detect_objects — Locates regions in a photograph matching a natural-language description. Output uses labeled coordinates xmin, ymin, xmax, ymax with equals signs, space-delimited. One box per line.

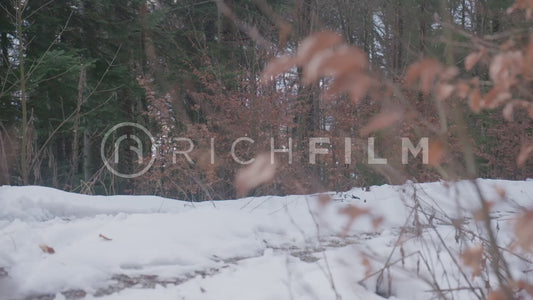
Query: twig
xmin=472 ymin=179 xmax=514 ymax=300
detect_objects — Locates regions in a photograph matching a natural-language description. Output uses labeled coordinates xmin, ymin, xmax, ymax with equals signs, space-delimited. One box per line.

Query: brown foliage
xmin=137 ymin=0 xmax=533 ymax=200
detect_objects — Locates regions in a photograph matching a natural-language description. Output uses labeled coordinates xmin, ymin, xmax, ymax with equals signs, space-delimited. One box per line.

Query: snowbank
xmin=0 ymin=179 xmax=532 ymax=299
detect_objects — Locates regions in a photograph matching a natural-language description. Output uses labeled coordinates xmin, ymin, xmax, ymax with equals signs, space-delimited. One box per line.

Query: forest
xmin=0 ymin=0 xmax=532 ymax=200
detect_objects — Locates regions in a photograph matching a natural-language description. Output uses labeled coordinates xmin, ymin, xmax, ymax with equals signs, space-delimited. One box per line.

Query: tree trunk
xmin=0 ymin=132 xmax=9 ymax=185
xmin=0 ymin=32 xmax=8 ymax=68
xmin=70 ymin=64 xmax=86 ymax=187
xmin=392 ymin=0 xmax=403 ymax=76
xmin=419 ymin=0 xmax=426 ymax=55
xmin=16 ymin=0 xmax=28 ymax=185
xmin=83 ymin=125 xmax=90 ymax=182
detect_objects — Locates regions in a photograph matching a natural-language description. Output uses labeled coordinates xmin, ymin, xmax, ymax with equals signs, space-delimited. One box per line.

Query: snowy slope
xmin=0 ymin=179 xmax=532 ymax=300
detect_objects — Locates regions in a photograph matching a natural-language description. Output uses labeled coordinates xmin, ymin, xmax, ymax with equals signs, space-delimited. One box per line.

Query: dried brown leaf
xmin=39 ymin=244 xmax=55 ymax=254
xmin=339 ymin=205 xmax=369 ymax=219
xmin=474 ymin=202 xmax=494 ymax=221
xmin=489 ymin=51 xmax=523 ymax=87
xmin=405 ymin=61 xmax=423 ymax=87
xmin=99 ymin=234 xmax=112 ymax=241
xmin=419 ymin=65 xmax=440 ymax=94
xmin=468 ymin=88 xmax=482 ymax=113
xmin=235 ymin=153 xmax=276 ymax=197
xmin=503 ymin=101 xmax=515 ymax=121
xmin=486 ymin=290 xmax=507 ymax=300
xmin=261 ymin=55 xmax=297 ymax=82
xmin=460 ymin=245 xmax=485 ymax=279
xmin=295 ymin=31 xmax=343 ymax=64
xmin=325 ymin=73 xmax=375 ymax=102
xmin=517 ymin=144 xmax=533 ymax=167
xmin=372 ymin=216 xmax=384 ymax=230
xmin=405 ymin=59 xmax=443 ymax=94
xmin=456 ymin=82 xmax=471 ymax=98
xmin=514 ymin=210 xmax=533 ymax=251
xmin=483 ymin=83 xmax=513 ymax=109
xmin=465 ymin=49 xmax=487 ymax=71
xmin=507 ymin=0 xmax=533 ymax=19
xmin=278 ymin=22 xmax=292 ymax=48
xmin=428 ymin=140 xmax=446 ymax=166
xmin=493 ymin=185 xmax=506 ymax=199
xmin=360 ymin=111 xmax=402 ymax=136
xmin=435 ymin=83 xmax=455 ymax=101
xmin=362 ymin=257 xmax=372 ymax=277
xmin=514 ymin=280 xmax=533 ymax=297
xmin=318 ymin=193 xmax=332 ymax=207
xmin=303 ymin=46 xmax=368 ymax=84
xmin=339 ymin=205 xmax=370 ymax=235
xmin=441 ymin=66 xmax=460 ymax=81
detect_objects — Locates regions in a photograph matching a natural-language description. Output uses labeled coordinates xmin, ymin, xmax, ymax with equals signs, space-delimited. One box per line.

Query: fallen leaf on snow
xmin=39 ymin=244 xmax=55 ymax=254
xmin=99 ymin=234 xmax=112 ymax=241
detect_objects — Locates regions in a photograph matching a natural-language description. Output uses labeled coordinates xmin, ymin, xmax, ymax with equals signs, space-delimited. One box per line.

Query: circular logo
xmin=100 ymin=122 xmax=156 ymax=178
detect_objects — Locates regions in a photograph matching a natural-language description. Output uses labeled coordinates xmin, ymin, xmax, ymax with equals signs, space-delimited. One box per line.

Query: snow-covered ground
xmin=1 ymin=179 xmax=532 ymax=300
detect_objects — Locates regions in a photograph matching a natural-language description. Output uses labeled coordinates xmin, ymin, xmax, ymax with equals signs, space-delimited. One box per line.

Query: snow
xmin=0 ymin=179 xmax=532 ymax=299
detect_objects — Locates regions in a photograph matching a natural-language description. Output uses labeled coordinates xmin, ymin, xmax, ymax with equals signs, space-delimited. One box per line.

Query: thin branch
xmin=472 ymin=180 xmax=514 ymax=300
xmin=214 ymin=0 xmax=274 ymax=50
xmin=83 ymin=44 xmax=122 ymax=103
xmin=24 ymin=0 xmax=54 ymax=19
xmin=26 ymin=10 xmax=74 ymax=79
xmin=0 ymin=3 xmax=14 ymax=19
